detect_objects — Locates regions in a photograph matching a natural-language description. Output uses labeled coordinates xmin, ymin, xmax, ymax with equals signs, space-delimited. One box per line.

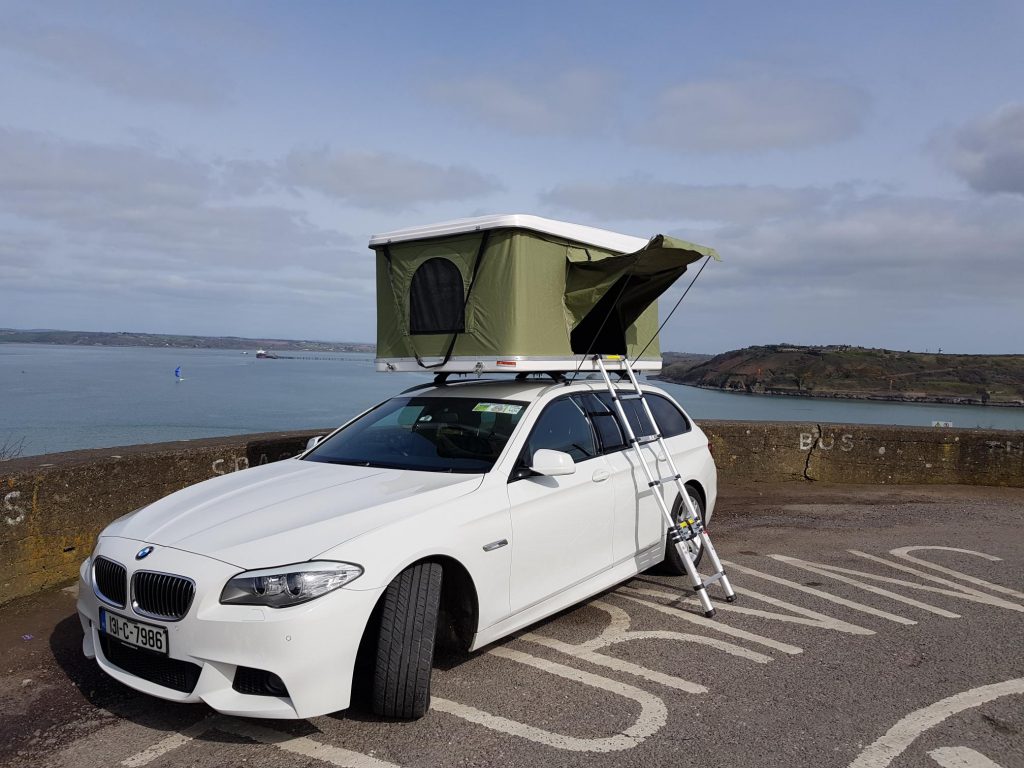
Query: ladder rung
xmin=647 ymin=474 xmax=682 ymax=488
xmin=618 ymin=393 xmax=644 ymax=401
xmin=703 ymin=572 xmax=725 ymax=586
xmin=632 ymin=435 xmax=660 ymax=445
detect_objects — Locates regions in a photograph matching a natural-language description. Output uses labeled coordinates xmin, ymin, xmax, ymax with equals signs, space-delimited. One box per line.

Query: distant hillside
xmin=660 ymin=351 xmax=714 ymax=372
xmin=659 ymin=344 xmax=1024 ymax=407
xmin=0 ymin=328 xmax=374 ymax=353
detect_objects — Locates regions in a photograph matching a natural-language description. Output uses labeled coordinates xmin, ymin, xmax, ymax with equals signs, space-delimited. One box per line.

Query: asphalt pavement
xmin=2 ymin=482 xmax=1022 ymax=768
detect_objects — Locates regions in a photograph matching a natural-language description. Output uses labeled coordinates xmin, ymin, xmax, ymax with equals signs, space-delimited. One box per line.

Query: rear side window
xmin=590 ymin=391 xmax=690 ymax=450
xmin=647 ymin=394 xmax=691 ymax=437
xmin=524 ymin=397 xmax=597 ymax=463
xmin=596 ymin=393 xmax=656 ymax=440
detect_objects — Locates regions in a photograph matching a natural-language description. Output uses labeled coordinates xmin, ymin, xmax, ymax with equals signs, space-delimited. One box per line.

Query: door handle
xmin=591 ymin=469 xmax=610 ymax=482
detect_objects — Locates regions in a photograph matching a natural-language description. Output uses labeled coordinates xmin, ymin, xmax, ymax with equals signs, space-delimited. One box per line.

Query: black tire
xmin=372 ymin=561 xmax=443 ymax=719
xmin=658 ymin=487 xmax=706 ymax=576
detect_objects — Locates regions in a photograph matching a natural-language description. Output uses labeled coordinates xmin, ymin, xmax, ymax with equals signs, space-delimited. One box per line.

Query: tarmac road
xmin=1 ymin=483 xmax=1022 ymax=768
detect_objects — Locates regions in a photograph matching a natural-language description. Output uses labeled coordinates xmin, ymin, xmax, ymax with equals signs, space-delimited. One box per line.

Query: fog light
xmin=264 ymin=673 xmax=288 ymax=697
xmin=233 ymin=666 xmax=291 ymax=698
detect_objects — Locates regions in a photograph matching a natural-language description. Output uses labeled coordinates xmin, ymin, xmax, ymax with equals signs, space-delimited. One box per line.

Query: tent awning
xmin=567 ymin=234 xmax=720 ymax=355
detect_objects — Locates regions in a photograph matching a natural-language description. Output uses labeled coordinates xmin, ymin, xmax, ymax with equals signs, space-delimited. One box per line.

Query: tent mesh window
xmin=409 ymin=257 xmax=466 ymax=335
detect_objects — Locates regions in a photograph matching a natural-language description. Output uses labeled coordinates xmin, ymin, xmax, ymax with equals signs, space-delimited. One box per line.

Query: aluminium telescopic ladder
xmin=594 ymin=355 xmax=737 ymax=618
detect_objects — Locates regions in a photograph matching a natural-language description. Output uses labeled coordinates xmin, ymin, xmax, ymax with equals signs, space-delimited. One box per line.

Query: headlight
xmin=220 ymin=561 xmax=363 ymax=608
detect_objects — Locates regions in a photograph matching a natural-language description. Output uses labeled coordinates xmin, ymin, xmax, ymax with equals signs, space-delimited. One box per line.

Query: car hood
xmin=103 ymin=459 xmax=483 ymax=568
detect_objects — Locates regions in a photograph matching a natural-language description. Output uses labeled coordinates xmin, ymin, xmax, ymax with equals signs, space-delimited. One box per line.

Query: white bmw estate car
xmin=77 ymin=377 xmax=716 ymax=720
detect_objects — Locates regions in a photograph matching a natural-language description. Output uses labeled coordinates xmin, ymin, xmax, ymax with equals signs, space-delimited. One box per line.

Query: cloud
xmin=282 ymin=148 xmax=501 ymax=210
xmin=0 ymin=17 xmax=228 ymax=109
xmin=0 ymin=128 xmax=377 ymax=339
xmin=639 ymin=75 xmax=869 ymax=152
xmin=940 ymin=103 xmax=1024 ymax=196
xmin=536 ymin=175 xmax=1023 ymax=352
xmin=541 ymin=178 xmax=832 ymax=224
xmin=0 ymin=128 xmax=505 ymax=340
xmin=653 ymin=191 xmax=1024 ymax=352
xmin=427 ymin=69 xmax=615 ymax=136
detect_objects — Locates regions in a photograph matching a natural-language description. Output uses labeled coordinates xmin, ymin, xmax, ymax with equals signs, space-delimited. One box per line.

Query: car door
xmin=576 ymin=392 xmax=665 ymax=564
xmin=506 ymin=395 xmax=615 ymax=614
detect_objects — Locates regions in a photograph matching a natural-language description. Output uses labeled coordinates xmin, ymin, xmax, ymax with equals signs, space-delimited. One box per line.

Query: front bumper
xmin=77 ymin=537 xmax=383 ymax=719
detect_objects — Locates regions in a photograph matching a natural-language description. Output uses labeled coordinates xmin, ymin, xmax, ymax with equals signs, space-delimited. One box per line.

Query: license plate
xmin=100 ymin=608 xmax=169 ymax=655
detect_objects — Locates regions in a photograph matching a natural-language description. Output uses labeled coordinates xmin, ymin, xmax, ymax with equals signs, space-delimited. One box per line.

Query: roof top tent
xmin=370 ymin=214 xmax=719 ymax=374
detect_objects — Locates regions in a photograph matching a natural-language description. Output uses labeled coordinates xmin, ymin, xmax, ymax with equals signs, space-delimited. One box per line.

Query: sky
xmin=0 ymin=1 xmax=1022 ymax=354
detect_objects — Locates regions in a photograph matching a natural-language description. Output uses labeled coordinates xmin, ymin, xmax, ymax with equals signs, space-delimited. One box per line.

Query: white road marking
xmin=771 ymin=555 xmax=961 ymax=618
xmin=722 ymin=559 xmax=917 ymax=625
xmin=120 ymin=716 xmax=220 ymax=767
xmin=119 ymin=715 xmax=400 ymax=768
xmin=224 ymin=720 xmax=401 ymax=768
xmin=848 ymin=677 xmax=1024 ymax=768
xmin=617 ymin=589 xmax=803 ymax=655
xmin=890 ymin=546 xmax=1024 ymax=601
xmin=848 ymin=550 xmax=1024 ymax=612
xmin=521 ymin=600 xmax=770 ymax=694
xmin=433 ymin=646 xmax=667 ymax=752
xmin=928 ymin=746 xmax=1007 ymax=768
xmin=627 ymin=581 xmax=874 ymax=635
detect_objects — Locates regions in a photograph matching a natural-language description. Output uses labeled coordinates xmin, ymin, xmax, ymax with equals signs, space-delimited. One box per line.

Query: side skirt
xmin=469 ymin=543 xmax=662 ymax=652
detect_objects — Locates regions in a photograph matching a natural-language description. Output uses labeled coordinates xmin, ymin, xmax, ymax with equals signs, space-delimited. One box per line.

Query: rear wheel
xmin=372 ymin=561 xmax=443 ymax=719
xmin=659 ymin=488 xmax=706 ymax=575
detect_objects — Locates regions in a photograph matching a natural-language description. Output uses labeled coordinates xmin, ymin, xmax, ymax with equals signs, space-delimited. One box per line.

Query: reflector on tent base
xmin=369 ymin=214 xmax=718 ymax=374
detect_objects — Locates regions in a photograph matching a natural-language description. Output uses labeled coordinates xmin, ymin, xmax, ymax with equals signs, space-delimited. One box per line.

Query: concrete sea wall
xmin=1 ymin=422 xmax=1021 ymax=604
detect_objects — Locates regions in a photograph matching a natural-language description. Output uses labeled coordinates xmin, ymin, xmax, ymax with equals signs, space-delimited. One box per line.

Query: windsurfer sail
xmin=175 ymin=366 xmax=182 ymax=381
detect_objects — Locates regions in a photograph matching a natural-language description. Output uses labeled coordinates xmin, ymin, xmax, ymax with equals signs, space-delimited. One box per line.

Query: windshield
xmin=304 ymin=396 xmax=528 ymax=473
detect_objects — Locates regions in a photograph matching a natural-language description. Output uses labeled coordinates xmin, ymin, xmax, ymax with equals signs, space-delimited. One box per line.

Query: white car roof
xmin=368 ymin=214 xmax=649 ymax=254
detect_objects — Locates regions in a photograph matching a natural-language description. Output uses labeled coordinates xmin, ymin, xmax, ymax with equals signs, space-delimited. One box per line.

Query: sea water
xmin=1 ymin=344 xmax=1021 ymax=457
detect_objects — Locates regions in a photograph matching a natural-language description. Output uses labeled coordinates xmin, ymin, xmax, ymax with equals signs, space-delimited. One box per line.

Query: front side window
xmin=523 ymin=397 xmax=597 ymax=464
xmin=576 ymin=393 xmax=626 ymax=452
xmin=304 ymin=396 xmax=526 ymax=473
xmin=409 ymin=258 xmax=465 ymax=335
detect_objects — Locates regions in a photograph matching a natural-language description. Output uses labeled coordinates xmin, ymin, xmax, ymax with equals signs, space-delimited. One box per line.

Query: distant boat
xmin=255 ymin=349 xmax=279 ymax=359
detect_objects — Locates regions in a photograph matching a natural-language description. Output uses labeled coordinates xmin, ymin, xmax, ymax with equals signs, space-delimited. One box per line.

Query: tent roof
xmin=368 ymin=213 xmax=649 ymax=253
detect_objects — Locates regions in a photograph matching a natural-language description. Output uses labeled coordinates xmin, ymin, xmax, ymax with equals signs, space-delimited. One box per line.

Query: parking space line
xmin=891 ymin=547 xmax=1024 ymax=601
xmin=771 ymin=555 xmax=961 ymax=618
xmin=843 ymin=551 xmax=1024 ymax=612
xmin=521 ymin=600 xmax=770 ymax=693
xmin=121 ymin=716 xmax=220 ymax=767
xmin=858 ymin=548 xmax=1024 ymax=609
xmin=433 ymin=646 xmax=667 ymax=752
xmin=928 ymin=746 xmax=1006 ymax=768
xmin=627 ymin=583 xmax=874 ymax=635
xmin=848 ymin=677 xmax=1024 ymax=768
xmin=616 ymin=590 xmax=804 ymax=655
xmin=722 ymin=560 xmax=917 ymax=625
xmin=119 ymin=715 xmax=401 ymax=768
xmin=223 ymin=720 xmax=402 ymax=768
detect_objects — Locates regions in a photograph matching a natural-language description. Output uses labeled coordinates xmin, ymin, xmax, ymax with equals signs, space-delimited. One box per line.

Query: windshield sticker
xmin=472 ymin=402 xmax=523 ymax=415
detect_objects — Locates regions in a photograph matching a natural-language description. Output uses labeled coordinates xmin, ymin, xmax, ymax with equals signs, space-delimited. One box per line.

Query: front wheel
xmin=658 ymin=488 xmax=706 ymax=576
xmin=372 ymin=561 xmax=443 ymax=719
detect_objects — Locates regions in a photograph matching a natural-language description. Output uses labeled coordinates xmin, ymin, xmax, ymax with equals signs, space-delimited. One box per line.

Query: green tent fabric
xmin=373 ymin=228 xmax=718 ymax=366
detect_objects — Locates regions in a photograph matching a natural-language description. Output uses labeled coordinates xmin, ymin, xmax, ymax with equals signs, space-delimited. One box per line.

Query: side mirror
xmin=305 ymin=435 xmax=324 ymax=451
xmin=530 ymin=449 xmax=576 ymax=477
